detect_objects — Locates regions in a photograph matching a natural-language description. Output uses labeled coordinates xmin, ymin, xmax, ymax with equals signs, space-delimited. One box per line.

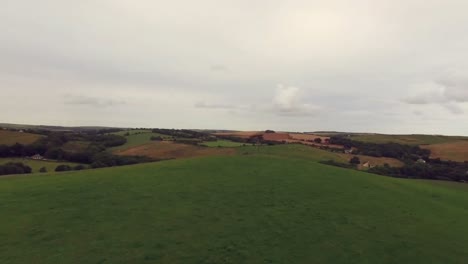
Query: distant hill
xmin=0 ymin=123 xmax=125 ymax=132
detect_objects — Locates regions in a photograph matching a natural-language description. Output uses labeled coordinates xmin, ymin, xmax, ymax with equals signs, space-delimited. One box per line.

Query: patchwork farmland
xmin=1 ymin=126 xmax=468 ymax=263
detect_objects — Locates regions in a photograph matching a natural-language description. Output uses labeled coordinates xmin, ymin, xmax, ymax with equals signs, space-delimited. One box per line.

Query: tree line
xmin=322 ymin=136 xmax=468 ymax=182
xmin=329 ymin=136 xmax=430 ymax=160
xmin=0 ymin=162 xmax=32 ymax=176
xmin=369 ymin=159 xmax=468 ymax=182
xmin=151 ymin=128 xmax=217 ymax=141
xmin=0 ymin=131 xmax=154 ymax=174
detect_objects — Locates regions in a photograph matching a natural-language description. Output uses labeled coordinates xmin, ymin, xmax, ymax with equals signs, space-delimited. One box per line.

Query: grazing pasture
xmin=201 ymin=140 xmax=247 ymax=147
xmin=239 ymin=144 xmax=403 ymax=168
xmin=109 ymin=130 xmax=172 ymax=151
xmin=0 ymin=158 xmax=81 ymax=173
xmin=0 ymin=130 xmax=42 ymax=145
xmin=1 ymin=155 xmax=468 ymax=263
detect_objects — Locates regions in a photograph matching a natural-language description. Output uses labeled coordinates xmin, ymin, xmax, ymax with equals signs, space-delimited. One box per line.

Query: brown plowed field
xmin=421 ymin=141 xmax=468 ymax=162
xmin=262 ymin=133 xmax=290 ymax=141
xmin=288 ymin=133 xmax=329 ymax=142
xmin=114 ymin=141 xmax=236 ymax=160
xmin=213 ymin=131 xmax=343 ymax=148
xmin=213 ymin=131 xmax=263 ymax=138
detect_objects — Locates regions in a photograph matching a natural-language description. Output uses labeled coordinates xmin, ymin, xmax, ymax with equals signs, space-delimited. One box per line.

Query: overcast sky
xmin=2 ymin=0 xmax=468 ymax=134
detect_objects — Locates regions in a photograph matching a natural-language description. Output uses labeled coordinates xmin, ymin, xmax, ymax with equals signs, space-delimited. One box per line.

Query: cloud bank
xmin=403 ymin=72 xmax=468 ymax=114
xmin=1 ymin=1 xmax=468 ymax=134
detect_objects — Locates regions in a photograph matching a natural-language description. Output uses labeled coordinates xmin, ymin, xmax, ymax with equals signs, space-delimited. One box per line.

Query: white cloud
xmin=272 ymin=84 xmax=320 ymax=116
xmin=442 ymin=103 xmax=464 ymax=115
xmin=438 ymin=72 xmax=468 ymax=102
xmin=403 ymin=82 xmax=446 ymax=104
xmin=403 ymin=71 xmax=468 ymax=114
xmin=65 ymin=95 xmax=126 ymax=107
xmin=194 ymin=101 xmax=236 ymax=109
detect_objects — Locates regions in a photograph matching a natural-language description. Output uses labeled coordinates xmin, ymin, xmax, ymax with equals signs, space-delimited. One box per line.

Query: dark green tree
xmin=55 ymin=165 xmax=72 ymax=172
xmin=350 ymin=156 xmax=361 ymax=165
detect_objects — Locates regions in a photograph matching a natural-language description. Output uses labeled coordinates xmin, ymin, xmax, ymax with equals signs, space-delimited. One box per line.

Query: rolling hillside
xmin=109 ymin=130 xmax=175 ymax=151
xmin=0 ymin=130 xmax=42 ymax=145
xmin=1 ymin=154 xmax=468 ymax=263
xmin=421 ymin=141 xmax=468 ymax=162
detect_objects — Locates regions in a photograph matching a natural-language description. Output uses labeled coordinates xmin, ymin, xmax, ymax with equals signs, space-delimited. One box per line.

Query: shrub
xmin=73 ymin=165 xmax=86 ymax=171
xmin=55 ymin=165 xmax=72 ymax=172
xmin=350 ymin=156 xmax=361 ymax=165
xmin=319 ymin=160 xmax=355 ymax=169
xmin=0 ymin=162 xmax=32 ymax=176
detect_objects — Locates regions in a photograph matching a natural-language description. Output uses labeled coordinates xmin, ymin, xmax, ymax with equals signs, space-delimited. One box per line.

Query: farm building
xmin=344 ymin=148 xmax=353 ymax=154
xmin=31 ymin=154 xmax=45 ymax=160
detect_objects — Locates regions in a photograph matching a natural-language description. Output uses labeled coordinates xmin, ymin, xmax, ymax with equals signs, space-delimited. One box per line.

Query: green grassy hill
xmin=1 ymin=154 xmax=468 ymax=263
xmin=201 ymin=139 xmax=248 ymax=147
xmin=109 ymin=130 xmax=172 ymax=151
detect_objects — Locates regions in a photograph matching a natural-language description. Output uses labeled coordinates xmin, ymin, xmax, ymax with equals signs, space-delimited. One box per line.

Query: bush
xmin=55 ymin=165 xmax=72 ymax=172
xmin=368 ymin=159 xmax=468 ymax=182
xmin=350 ymin=156 xmax=361 ymax=165
xmin=0 ymin=162 xmax=32 ymax=176
xmin=319 ymin=160 xmax=355 ymax=169
xmin=90 ymin=152 xmax=153 ymax=168
xmin=39 ymin=167 xmax=47 ymax=173
xmin=73 ymin=165 xmax=86 ymax=171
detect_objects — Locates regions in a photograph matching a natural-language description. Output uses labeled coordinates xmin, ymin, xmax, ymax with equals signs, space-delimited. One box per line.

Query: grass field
xmin=350 ymin=134 xmax=468 ymax=145
xmin=201 ymin=140 xmax=248 ymax=147
xmin=238 ymin=144 xmax=404 ymax=168
xmin=0 ymin=158 xmax=81 ymax=173
xmin=109 ymin=130 xmax=172 ymax=151
xmin=0 ymin=130 xmax=42 ymax=145
xmin=116 ymin=142 xmax=401 ymax=168
xmin=1 ymin=155 xmax=468 ymax=263
xmin=421 ymin=141 xmax=468 ymax=162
